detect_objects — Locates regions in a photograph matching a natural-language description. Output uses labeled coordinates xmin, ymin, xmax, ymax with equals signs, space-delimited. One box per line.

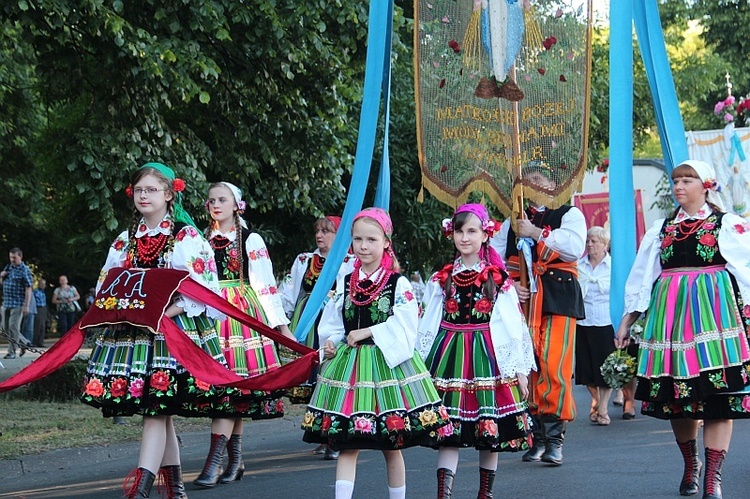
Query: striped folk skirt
xmin=425 ymin=322 xmax=533 ymax=452
xmin=635 ymin=266 xmax=750 ymax=420
xmin=81 ymin=313 xmax=250 ymax=418
xmin=301 ymin=342 xmax=450 ymax=450
xmin=215 ymin=279 xmax=285 ymax=419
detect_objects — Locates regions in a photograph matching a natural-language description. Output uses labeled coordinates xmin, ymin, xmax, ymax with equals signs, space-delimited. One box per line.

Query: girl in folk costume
xmin=195 ymin=181 xmax=294 ymax=488
xmin=81 ymin=162 xmax=232 ymax=499
xmin=301 ymin=208 xmax=450 ymax=499
xmin=281 ymin=216 xmax=355 ymax=459
xmin=417 ymin=203 xmax=535 ymax=499
xmin=616 ymin=160 xmax=750 ymax=499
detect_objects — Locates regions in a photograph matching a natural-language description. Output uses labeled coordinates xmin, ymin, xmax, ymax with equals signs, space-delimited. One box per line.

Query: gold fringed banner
xmin=414 ymin=0 xmax=593 ymax=216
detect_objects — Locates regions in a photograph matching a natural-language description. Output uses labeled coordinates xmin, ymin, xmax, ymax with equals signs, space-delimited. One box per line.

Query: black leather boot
xmin=540 ymin=419 xmax=566 ymax=466
xmin=123 ymin=467 xmax=155 ymax=499
xmin=436 ymin=467 xmax=454 ymax=499
xmin=702 ymin=447 xmax=726 ymax=499
xmin=219 ymin=434 xmax=245 ymax=484
xmin=158 ymin=465 xmax=188 ymax=499
xmin=677 ymin=439 xmax=702 ymax=496
xmin=521 ymin=415 xmax=545 ymax=462
xmin=477 ymin=467 xmax=495 ymax=499
xmin=193 ymin=433 xmax=228 ymax=488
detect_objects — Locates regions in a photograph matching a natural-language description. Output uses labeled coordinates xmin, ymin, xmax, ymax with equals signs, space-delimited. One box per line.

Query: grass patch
xmin=0 ymin=396 xmax=210 ymax=460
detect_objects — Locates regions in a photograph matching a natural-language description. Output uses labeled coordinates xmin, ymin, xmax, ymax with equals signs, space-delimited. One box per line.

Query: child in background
xmin=417 ymin=203 xmax=535 ymax=499
xmin=195 ymin=181 xmax=293 ymax=487
xmin=301 ymin=207 xmax=450 ymax=499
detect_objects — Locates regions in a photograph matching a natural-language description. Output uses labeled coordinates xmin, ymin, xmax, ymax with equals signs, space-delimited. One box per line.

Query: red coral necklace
xmin=671 ymin=218 xmax=708 ymax=242
xmin=210 ymin=235 xmax=232 ymax=251
xmin=452 ymin=270 xmax=479 ymax=287
xmin=349 ymin=267 xmax=392 ymax=306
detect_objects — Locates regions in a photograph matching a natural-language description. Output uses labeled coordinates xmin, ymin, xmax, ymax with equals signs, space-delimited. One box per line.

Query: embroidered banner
xmin=415 ymin=0 xmax=593 ymax=215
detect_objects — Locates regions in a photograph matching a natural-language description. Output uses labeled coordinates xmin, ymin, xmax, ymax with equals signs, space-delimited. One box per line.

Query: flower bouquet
xmin=600 ymin=348 xmax=637 ymax=389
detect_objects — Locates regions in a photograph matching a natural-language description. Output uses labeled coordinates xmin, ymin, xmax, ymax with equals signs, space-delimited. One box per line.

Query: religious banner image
xmin=415 ymin=0 xmax=593 ymax=215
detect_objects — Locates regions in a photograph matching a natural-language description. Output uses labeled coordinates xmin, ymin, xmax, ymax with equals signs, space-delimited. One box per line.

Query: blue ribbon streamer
xmin=729 ymin=131 xmax=747 ymax=165
xmin=293 ymin=0 xmax=394 ymax=342
xmin=516 ymin=237 xmax=536 ymax=293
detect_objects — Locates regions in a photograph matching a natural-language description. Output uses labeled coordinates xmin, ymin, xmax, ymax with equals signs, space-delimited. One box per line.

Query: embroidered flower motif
xmin=302 ymin=411 xmax=315 ymax=428
xmin=478 ymin=419 xmax=499 ymax=437
xmin=445 ymin=298 xmax=459 ymax=314
xmin=151 ymin=370 xmax=171 ymax=392
xmin=194 ymin=379 xmax=211 ymax=391
xmin=353 ymin=416 xmax=374 ymax=434
xmin=109 ymin=378 xmax=128 ymax=398
xmin=660 ymin=235 xmax=673 ymax=249
xmin=437 ymin=423 xmax=454 ymax=438
xmin=735 ymin=222 xmax=750 ymax=234
xmin=385 ymin=415 xmax=406 ymax=432
xmin=114 ymin=239 xmax=126 ymax=251
xmin=275 ymin=399 xmax=284 ymax=413
xmin=742 ymin=396 xmax=750 ymax=412
xmin=418 ymin=409 xmax=438 ymax=427
xmin=128 ymin=378 xmax=144 ymax=398
xmin=698 ymin=233 xmax=716 ymax=247
xmin=84 ymin=378 xmax=105 ymax=397
xmin=404 ymin=290 xmax=414 ymax=302
xmin=321 ymin=415 xmax=333 ymax=432
xmin=474 ymin=297 xmax=493 ymax=314
xmin=192 ymin=258 xmax=206 ymax=274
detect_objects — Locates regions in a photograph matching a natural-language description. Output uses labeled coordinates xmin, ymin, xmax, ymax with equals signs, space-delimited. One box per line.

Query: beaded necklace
xmin=209 ymin=235 xmax=232 ymax=251
xmin=308 ymin=254 xmax=325 ymax=279
xmin=129 ymin=221 xmax=175 ymax=268
xmin=349 ymin=266 xmax=393 ymax=306
xmin=671 ymin=218 xmax=709 ymax=242
xmin=451 ymin=269 xmax=479 ymax=287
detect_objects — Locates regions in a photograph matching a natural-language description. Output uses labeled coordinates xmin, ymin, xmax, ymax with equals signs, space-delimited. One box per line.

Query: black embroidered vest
xmin=342 ymin=272 xmax=401 ymax=344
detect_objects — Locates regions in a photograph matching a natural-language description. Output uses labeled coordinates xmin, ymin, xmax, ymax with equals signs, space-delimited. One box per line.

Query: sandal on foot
xmin=589 ymin=405 xmax=599 ymax=423
xmin=596 ymin=414 xmax=611 ymax=426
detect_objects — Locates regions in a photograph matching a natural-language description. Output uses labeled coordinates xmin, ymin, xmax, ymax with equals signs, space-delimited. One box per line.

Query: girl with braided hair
xmin=82 ymin=162 xmax=230 ymax=498
xmin=195 ymin=181 xmax=294 ymax=488
xmin=417 ymin=203 xmax=535 ymax=499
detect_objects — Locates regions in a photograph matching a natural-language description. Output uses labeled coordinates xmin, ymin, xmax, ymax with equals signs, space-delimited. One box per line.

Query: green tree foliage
xmin=1 ymin=0 xmax=370 ymax=282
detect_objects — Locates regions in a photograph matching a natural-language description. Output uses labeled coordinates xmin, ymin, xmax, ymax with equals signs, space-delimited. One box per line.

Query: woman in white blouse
xmin=576 ymin=226 xmax=616 ymax=426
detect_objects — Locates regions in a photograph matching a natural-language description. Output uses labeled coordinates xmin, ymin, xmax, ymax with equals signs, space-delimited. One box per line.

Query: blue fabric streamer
xmin=729 ymin=131 xmax=747 ymax=165
xmin=293 ymin=0 xmax=394 ymax=342
xmin=516 ymin=237 xmax=537 ymax=293
xmin=503 ymin=1 xmax=525 ymax=75
xmin=609 ymin=0 xmax=688 ymax=326
xmin=608 ymin=0 xmax=636 ymax=328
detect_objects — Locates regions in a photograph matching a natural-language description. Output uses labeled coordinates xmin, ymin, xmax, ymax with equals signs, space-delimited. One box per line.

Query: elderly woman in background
xmin=575 ymin=226 xmax=616 ymax=426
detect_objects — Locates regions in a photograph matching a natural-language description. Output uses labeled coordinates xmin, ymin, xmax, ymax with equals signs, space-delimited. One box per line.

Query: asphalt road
xmin=2 ymin=351 xmax=750 ymax=498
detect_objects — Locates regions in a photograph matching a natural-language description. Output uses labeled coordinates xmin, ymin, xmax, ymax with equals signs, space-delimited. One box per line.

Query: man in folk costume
xmin=490 ymin=160 xmax=586 ymax=466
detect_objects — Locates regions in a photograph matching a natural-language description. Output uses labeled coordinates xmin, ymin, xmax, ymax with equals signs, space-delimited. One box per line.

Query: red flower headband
xmin=126 ymin=178 xmax=185 ymax=197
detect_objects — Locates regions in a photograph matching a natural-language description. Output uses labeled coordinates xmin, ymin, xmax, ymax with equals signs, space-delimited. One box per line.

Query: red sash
xmin=0 ymin=268 xmax=317 ymax=393
xmin=507 ymin=242 xmax=578 ymax=349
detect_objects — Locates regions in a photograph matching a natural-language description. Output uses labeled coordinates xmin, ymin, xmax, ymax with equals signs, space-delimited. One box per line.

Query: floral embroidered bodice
xmin=434 ymin=261 xmax=509 ymax=326
xmin=660 ymin=211 xmax=726 ymax=269
xmin=342 ymin=273 xmax=401 ymax=343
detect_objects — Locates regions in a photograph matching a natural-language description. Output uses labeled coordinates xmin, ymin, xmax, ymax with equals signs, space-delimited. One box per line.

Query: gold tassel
xmin=522 ymin=2 xmax=544 ymax=68
xmin=462 ymin=9 xmax=483 ymax=73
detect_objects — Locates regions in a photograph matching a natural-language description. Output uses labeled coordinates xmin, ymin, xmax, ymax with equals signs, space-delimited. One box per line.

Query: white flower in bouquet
xmin=600 ymin=349 xmax=637 ymax=389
